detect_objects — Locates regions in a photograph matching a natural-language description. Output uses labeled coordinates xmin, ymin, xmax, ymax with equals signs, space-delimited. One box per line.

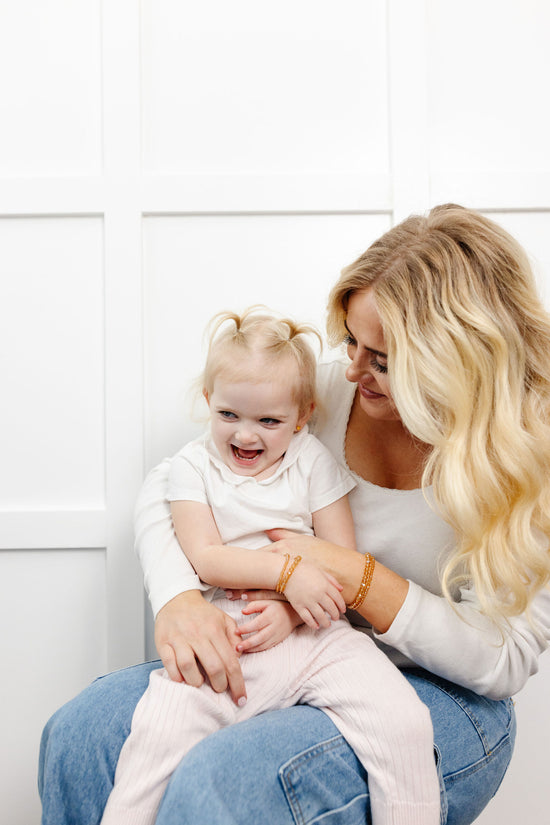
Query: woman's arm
xmin=135 ymin=459 xmax=245 ymax=700
xmin=135 ymin=458 xmax=208 ymax=616
xmin=268 ymin=530 xmax=408 ymax=633
xmin=377 ymin=580 xmax=550 ymax=699
xmin=266 ymin=528 xmax=550 ymax=698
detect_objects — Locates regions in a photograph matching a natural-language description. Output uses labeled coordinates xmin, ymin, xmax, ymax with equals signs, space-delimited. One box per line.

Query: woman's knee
xmin=158 ymin=706 xmax=351 ymax=825
xmin=39 ymin=661 xmax=160 ymax=797
xmin=405 ymin=669 xmax=516 ymax=825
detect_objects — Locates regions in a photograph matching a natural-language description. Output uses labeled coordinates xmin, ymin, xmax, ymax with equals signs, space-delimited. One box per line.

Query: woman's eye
xmin=343 ymin=333 xmax=356 ymax=348
xmin=370 ymin=355 xmax=388 ymax=375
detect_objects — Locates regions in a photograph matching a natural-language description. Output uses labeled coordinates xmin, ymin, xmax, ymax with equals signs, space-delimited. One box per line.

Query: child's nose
xmin=236 ymin=425 xmax=256 ymax=444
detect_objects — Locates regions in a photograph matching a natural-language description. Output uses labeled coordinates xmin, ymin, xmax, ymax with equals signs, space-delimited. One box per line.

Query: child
xmin=101 ymin=308 xmax=440 ymax=825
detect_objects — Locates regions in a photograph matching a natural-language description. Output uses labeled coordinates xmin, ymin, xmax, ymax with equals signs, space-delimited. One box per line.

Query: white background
xmin=1 ymin=1 xmax=549 ymax=822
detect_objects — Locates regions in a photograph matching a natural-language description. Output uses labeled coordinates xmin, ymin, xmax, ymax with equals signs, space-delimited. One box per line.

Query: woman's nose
xmin=345 ymin=352 xmax=364 ymax=382
xmin=346 ymin=351 xmax=375 ymax=385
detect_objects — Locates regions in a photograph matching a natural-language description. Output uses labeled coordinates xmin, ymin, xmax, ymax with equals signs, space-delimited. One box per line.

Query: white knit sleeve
xmin=134 ymin=457 xmax=209 ymax=618
xmin=375 ymin=580 xmax=550 ymax=699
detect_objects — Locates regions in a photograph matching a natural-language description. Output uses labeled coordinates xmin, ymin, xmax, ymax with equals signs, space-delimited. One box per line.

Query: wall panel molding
xmin=0 ymin=509 xmax=107 ymax=550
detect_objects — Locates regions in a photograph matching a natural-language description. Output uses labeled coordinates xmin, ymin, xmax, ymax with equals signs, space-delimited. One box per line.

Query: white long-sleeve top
xmin=135 ymin=359 xmax=550 ymax=701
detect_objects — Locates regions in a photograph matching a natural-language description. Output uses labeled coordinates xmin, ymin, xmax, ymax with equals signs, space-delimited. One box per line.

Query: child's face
xmin=206 ymin=371 xmax=310 ymax=480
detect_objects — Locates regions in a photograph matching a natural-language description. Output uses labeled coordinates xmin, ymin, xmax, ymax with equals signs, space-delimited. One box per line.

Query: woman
xmin=40 ymin=204 xmax=550 ymax=825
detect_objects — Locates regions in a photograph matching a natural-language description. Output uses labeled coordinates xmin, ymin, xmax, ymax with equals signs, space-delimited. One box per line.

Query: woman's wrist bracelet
xmin=347 ymin=552 xmax=375 ymax=611
xmin=276 ymin=554 xmax=302 ymax=594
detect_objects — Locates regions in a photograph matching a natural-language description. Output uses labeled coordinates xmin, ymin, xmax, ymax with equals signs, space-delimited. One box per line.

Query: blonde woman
xmin=40 ymin=205 xmax=550 ymax=825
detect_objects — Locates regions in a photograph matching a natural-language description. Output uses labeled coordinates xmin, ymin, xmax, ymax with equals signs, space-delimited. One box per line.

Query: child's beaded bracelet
xmin=276 ymin=553 xmax=303 ymax=594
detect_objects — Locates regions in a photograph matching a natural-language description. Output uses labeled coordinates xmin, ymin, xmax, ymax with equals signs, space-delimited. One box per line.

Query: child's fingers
xmin=236 ymin=627 xmax=272 ymax=653
xmin=325 ymin=572 xmax=344 ymax=591
xmin=297 ymin=607 xmax=319 ymax=630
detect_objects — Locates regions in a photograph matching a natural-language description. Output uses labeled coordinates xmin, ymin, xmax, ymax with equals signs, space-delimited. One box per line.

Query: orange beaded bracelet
xmin=347 ymin=552 xmax=375 ymax=610
xmin=275 ymin=554 xmax=302 ymax=594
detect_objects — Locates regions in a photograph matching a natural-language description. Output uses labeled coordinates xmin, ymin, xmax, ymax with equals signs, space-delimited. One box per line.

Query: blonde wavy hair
xmin=328 ymin=204 xmax=550 ymax=623
xmin=202 ymin=306 xmax=322 ymax=417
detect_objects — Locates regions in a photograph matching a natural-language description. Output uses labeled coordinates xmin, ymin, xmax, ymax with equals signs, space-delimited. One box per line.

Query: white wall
xmin=0 ymin=1 xmax=548 ymax=822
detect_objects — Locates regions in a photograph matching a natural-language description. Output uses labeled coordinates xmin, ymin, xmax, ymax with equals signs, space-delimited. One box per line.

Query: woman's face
xmin=344 ymin=289 xmax=401 ymax=422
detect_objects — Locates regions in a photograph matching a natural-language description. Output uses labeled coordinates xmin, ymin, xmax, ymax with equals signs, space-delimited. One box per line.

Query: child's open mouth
xmin=231 ymin=445 xmax=263 ymax=461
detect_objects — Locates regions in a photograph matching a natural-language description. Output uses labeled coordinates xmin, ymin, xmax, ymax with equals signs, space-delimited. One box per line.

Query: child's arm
xmin=170 ymin=499 xmax=346 ymax=630
xmin=171 ymin=500 xmax=295 ymax=591
xmin=280 ymin=494 xmax=356 ymax=621
xmin=311 ymin=494 xmax=357 ymax=549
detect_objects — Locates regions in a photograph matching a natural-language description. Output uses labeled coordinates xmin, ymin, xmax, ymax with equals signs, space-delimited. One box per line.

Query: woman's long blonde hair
xmin=328 ymin=204 xmax=550 ymax=622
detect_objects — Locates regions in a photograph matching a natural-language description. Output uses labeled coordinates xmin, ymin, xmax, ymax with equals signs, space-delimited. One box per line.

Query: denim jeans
xmin=39 ymin=661 xmax=515 ymax=825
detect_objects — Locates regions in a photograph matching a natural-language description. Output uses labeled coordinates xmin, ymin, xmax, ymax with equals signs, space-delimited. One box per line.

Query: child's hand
xmin=283 ymin=559 xmax=346 ymax=629
xmin=225 ymin=588 xmax=286 ymax=602
xmin=235 ymin=600 xmax=302 ymax=652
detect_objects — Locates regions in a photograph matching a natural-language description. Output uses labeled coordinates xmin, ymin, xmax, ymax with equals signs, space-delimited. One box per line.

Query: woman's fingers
xmin=154 ymin=592 xmax=247 ymax=705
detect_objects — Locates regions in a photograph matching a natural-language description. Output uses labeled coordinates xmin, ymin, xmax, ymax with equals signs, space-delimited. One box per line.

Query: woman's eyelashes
xmin=343 ymin=334 xmax=388 ymax=374
xmin=370 ymin=356 xmax=388 ymax=375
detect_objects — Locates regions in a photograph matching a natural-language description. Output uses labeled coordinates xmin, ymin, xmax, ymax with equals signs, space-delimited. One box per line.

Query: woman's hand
xmin=154 ymin=590 xmax=246 ymax=705
xmin=266 ymin=529 xmax=362 ymax=603
xmin=267 ymin=529 xmax=410 ymax=634
xmin=235 ymin=600 xmax=303 ymax=652
xmin=266 ymin=528 xmax=343 ymax=564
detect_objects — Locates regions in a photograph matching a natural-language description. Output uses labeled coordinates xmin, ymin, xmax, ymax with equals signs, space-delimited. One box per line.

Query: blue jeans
xmin=39 ymin=661 xmax=515 ymax=825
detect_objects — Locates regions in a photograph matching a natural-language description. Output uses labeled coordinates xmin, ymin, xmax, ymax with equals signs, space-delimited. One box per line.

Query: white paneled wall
xmin=0 ymin=1 xmax=548 ymax=823
xmin=143 ymin=212 xmax=390 ymax=466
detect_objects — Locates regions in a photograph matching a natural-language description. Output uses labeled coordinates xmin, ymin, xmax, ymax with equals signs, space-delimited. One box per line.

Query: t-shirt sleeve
xmin=167 ymin=447 xmax=209 ymax=505
xmin=303 ymin=436 xmax=356 ymax=513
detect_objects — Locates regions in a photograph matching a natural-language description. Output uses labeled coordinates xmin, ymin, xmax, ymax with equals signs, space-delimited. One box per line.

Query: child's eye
xmin=260 ymin=418 xmax=280 ymax=426
xmin=219 ymin=410 xmax=237 ymax=420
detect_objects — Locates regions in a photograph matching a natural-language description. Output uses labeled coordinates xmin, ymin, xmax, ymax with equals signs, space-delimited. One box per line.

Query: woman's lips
xmin=358 ymin=382 xmax=384 ymax=399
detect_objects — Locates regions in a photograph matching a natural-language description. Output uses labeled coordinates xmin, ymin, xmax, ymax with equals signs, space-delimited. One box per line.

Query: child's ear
xmin=203 ymin=388 xmax=210 ymax=406
xmin=297 ymin=402 xmax=315 ymax=430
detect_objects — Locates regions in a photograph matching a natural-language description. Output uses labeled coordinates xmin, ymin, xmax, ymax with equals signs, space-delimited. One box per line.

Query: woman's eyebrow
xmin=344 ymin=321 xmax=387 ymax=359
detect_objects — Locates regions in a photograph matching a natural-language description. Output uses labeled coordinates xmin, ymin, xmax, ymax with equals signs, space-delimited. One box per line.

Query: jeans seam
xmin=419 ymin=673 xmax=512 ymax=756
xmin=442 ymin=728 xmax=513 ymax=786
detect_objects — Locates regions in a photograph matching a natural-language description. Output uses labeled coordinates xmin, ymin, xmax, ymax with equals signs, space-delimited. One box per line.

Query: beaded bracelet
xmin=346 ymin=552 xmax=375 ymax=610
xmin=275 ymin=554 xmax=291 ymax=593
xmin=276 ymin=554 xmax=302 ymax=594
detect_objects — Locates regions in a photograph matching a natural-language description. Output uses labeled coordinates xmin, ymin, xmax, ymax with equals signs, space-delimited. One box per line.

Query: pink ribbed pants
xmin=101 ymin=599 xmax=440 ymax=825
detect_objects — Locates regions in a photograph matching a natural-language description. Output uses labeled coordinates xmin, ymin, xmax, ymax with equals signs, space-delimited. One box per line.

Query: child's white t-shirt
xmin=166 ymin=427 xmax=355 ymax=601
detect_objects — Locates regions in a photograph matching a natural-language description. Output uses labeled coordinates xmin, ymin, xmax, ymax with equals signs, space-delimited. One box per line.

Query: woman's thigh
xmin=39 ymin=660 xmax=161 ymax=825
xmin=158 ymin=668 xmax=516 ymax=825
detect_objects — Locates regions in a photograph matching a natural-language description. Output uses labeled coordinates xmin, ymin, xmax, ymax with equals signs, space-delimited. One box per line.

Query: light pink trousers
xmin=101 ymin=598 xmax=440 ymax=825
